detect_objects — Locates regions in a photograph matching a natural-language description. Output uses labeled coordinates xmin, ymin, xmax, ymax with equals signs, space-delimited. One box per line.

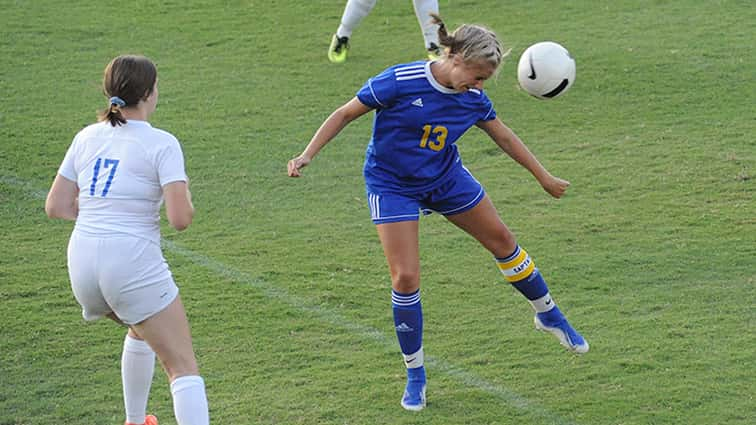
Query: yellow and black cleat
xmin=426 ymin=42 xmax=441 ymax=61
xmin=328 ymin=34 xmax=350 ymax=64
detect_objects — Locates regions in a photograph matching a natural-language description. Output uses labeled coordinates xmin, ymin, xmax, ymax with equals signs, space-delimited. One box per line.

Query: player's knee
xmin=392 ymin=269 xmax=420 ymax=290
xmin=486 ymin=229 xmax=517 ymax=258
xmin=493 ymin=241 xmax=517 ymax=258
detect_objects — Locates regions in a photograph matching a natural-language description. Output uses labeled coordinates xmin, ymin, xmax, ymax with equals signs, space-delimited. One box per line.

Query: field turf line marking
xmin=7 ymin=175 xmax=577 ymax=425
xmin=163 ymin=240 xmax=577 ymax=425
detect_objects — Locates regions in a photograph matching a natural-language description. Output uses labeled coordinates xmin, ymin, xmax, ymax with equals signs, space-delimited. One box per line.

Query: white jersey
xmin=58 ymin=120 xmax=187 ymax=244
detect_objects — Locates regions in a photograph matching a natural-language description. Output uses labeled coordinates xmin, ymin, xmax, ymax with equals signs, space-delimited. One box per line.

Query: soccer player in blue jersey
xmin=289 ymin=14 xmax=588 ymax=411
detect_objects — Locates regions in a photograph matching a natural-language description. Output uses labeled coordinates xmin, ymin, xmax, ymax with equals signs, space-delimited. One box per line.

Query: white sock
xmin=337 ymin=0 xmax=378 ymax=38
xmin=122 ymin=335 xmax=155 ymax=425
xmin=412 ymin=0 xmax=440 ymax=47
xmin=171 ymin=375 xmax=209 ymax=425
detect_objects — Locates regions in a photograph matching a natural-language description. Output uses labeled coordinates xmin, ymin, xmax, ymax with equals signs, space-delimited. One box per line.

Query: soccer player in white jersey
xmin=45 ymin=55 xmax=209 ymax=425
xmin=291 ymin=14 xmax=588 ymax=411
xmin=328 ymin=0 xmax=441 ymax=63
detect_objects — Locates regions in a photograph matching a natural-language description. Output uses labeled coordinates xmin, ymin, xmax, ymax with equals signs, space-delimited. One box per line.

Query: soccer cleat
xmin=534 ymin=306 xmax=589 ymax=354
xmin=401 ymin=381 xmax=426 ymax=411
xmin=427 ymin=43 xmax=441 ymax=61
xmin=125 ymin=414 xmax=158 ymax=425
xmin=401 ymin=366 xmax=426 ymax=411
xmin=328 ymin=34 xmax=350 ymax=63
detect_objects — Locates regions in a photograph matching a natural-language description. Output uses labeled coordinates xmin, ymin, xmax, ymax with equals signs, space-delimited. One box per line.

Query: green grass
xmin=1 ymin=0 xmax=754 ymax=424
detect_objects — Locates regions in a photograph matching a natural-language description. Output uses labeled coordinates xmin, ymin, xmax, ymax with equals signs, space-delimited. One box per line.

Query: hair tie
xmin=109 ymin=96 xmax=126 ymax=107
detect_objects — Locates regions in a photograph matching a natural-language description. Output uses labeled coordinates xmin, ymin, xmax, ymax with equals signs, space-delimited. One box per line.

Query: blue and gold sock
xmin=496 ymin=245 xmax=555 ymax=313
xmin=497 ymin=246 xmax=589 ymax=353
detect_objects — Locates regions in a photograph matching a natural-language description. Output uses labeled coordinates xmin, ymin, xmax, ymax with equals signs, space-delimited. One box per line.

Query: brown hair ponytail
xmin=97 ymin=55 xmax=157 ymax=127
xmin=429 ymin=13 xmax=508 ymax=69
xmin=102 ymin=96 xmax=127 ymax=127
xmin=430 ymin=13 xmax=453 ymax=52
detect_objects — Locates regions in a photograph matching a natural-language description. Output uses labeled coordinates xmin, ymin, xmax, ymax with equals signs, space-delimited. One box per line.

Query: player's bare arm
xmin=45 ymin=174 xmax=79 ymax=220
xmin=163 ymin=181 xmax=194 ymax=231
xmin=477 ymin=118 xmax=569 ymax=198
xmin=288 ymin=97 xmax=373 ymax=177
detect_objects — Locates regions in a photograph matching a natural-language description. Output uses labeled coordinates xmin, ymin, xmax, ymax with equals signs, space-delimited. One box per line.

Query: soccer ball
xmin=517 ymin=41 xmax=576 ymax=99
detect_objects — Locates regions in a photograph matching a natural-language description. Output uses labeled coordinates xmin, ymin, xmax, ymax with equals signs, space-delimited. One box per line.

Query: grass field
xmin=1 ymin=1 xmax=754 ymax=424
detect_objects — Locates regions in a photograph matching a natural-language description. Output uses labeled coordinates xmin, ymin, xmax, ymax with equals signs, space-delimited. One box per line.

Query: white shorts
xmin=67 ymin=232 xmax=179 ymax=325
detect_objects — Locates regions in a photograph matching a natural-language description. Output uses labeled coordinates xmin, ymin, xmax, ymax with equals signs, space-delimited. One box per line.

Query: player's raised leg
xmin=445 ymin=195 xmax=589 ymax=354
xmin=412 ymin=0 xmax=441 ymax=59
xmin=329 ymin=0 xmax=378 ymax=63
xmin=132 ymin=296 xmax=210 ymax=425
xmin=376 ymin=220 xmax=427 ymax=411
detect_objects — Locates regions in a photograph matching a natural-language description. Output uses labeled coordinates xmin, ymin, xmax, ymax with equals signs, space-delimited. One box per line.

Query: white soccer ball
xmin=517 ymin=41 xmax=576 ymax=99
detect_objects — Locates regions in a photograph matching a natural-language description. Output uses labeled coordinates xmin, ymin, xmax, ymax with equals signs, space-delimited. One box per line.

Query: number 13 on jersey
xmin=89 ymin=157 xmax=120 ymax=197
xmin=419 ymin=125 xmax=448 ymax=151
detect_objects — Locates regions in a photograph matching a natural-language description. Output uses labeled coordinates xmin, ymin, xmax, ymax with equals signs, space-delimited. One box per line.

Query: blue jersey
xmin=356 ymin=61 xmax=497 ymax=194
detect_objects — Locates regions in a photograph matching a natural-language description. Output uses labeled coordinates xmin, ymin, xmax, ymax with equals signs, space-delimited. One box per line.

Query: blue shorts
xmin=367 ymin=166 xmax=486 ymax=224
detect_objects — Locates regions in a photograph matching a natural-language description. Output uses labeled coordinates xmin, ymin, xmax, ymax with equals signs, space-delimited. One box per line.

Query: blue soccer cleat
xmin=534 ymin=306 xmax=589 ymax=354
xmin=401 ymin=366 xmax=426 ymax=411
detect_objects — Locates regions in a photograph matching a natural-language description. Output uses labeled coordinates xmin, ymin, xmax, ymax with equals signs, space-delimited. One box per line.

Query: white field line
xmin=163 ymin=240 xmax=576 ymax=424
xmin=7 ymin=175 xmax=577 ymax=425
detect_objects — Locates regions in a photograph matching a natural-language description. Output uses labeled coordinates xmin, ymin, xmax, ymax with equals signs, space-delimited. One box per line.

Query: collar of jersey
xmin=424 ymin=61 xmax=461 ymax=95
xmin=125 ymin=119 xmax=152 ymax=127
